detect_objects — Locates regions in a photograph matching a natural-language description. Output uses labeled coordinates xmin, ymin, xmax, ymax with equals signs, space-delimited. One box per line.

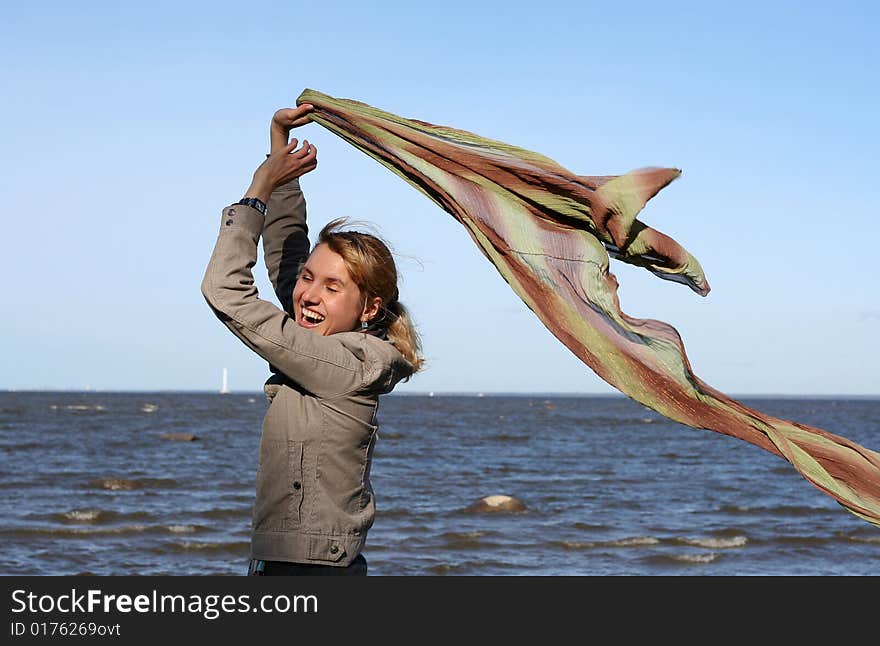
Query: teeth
xmin=302 ymin=308 xmax=325 ymax=323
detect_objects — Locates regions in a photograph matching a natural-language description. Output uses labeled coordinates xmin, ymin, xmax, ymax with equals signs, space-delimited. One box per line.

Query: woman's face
xmin=292 ymin=243 xmax=367 ymax=336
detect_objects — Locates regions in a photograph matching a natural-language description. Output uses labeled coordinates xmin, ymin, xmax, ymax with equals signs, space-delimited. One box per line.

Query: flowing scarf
xmin=297 ymin=88 xmax=880 ymax=528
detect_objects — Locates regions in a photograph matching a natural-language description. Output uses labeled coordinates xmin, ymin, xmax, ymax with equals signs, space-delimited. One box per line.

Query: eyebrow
xmin=301 ymin=267 xmax=348 ymax=287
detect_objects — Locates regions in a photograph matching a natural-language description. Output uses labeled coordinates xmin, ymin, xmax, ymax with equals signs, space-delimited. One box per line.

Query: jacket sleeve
xmin=200 ymin=203 xmax=366 ymax=398
xmin=262 ymin=178 xmax=310 ymax=314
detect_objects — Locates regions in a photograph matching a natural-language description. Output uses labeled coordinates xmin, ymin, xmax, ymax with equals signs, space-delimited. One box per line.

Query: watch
xmin=238 ymin=197 xmax=268 ymax=216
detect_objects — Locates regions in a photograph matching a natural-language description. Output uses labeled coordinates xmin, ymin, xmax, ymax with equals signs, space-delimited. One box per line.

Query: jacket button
xmin=292 ymin=481 xmax=301 ymax=490
xmin=329 ymin=545 xmax=339 ymax=554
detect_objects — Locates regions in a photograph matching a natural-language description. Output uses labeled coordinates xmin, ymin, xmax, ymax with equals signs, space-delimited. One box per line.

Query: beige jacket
xmin=201 ymin=180 xmax=414 ymax=566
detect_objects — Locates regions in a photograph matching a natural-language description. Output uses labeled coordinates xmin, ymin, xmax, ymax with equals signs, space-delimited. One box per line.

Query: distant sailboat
xmin=220 ymin=368 xmax=230 ymax=394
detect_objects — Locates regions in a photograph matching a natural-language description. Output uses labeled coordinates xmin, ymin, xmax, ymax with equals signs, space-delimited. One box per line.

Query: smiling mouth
xmin=299 ymin=307 xmax=326 ymax=327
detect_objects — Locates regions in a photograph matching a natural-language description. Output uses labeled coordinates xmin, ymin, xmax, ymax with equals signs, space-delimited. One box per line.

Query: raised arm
xmin=202 ymin=134 xmax=370 ymax=397
xmin=262 ymin=105 xmax=314 ymax=313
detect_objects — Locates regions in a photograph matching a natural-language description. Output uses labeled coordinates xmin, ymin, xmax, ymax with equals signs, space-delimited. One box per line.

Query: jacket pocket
xmin=285 ymin=440 xmax=304 ymax=525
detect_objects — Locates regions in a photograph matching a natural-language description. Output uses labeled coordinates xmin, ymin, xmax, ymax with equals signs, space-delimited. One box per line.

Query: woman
xmin=201 ymin=104 xmax=424 ymax=575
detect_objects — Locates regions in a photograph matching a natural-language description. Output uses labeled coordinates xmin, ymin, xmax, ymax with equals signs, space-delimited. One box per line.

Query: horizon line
xmin=2 ymin=388 xmax=878 ymax=400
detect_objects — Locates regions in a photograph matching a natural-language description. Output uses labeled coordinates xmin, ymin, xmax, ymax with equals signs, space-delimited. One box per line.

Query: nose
xmin=299 ymin=281 xmax=320 ymax=305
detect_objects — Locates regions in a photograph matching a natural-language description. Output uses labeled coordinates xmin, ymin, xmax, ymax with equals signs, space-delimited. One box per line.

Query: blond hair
xmin=317 ymin=218 xmax=424 ymax=374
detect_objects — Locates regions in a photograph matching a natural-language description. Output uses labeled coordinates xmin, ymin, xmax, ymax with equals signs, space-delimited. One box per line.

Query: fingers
xmin=291 ymin=103 xmax=314 ymax=127
xmin=272 ymin=139 xmax=317 ymax=178
xmin=271 ymin=108 xmax=295 ymax=129
xmin=259 ymin=134 xmax=318 ymax=188
xmin=283 ymin=138 xmax=316 ymax=160
xmin=301 ymin=143 xmax=317 ymax=169
xmin=273 ymin=104 xmax=314 ymax=129
xmin=293 ymin=142 xmax=317 ymax=174
xmin=302 ymin=143 xmax=317 ymax=169
xmin=272 ymin=103 xmax=315 ymax=131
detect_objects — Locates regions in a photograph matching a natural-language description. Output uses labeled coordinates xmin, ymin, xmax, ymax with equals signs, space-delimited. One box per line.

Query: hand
xmin=244 ymin=138 xmax=318 ymax=203
xmin=270 ymin=104 xmax=314 ymax=154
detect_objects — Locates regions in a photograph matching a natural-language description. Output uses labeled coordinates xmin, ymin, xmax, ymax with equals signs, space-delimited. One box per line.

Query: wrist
xmin=270 ymin=125 xmax=290 ymax=152
xmin=243 ymin=177 xmax=272 ymax=205
xmin=237 ymin=196 xmax=268 ymax=216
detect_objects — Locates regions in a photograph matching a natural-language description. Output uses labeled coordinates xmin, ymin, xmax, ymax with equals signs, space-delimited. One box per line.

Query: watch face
xmin=240 ymin=198 xmax=265 ymax=215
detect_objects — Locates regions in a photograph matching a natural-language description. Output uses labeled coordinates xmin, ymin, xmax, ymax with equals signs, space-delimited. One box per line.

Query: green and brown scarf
xmin=298 ymin=88 xmax=880 ymax=528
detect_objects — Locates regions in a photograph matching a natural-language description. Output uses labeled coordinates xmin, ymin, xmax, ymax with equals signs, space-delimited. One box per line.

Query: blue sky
xmin=3 ymin=1 xmax=877 ymax=395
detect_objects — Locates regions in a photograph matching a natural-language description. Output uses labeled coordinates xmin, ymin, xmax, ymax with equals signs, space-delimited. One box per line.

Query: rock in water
xmin=92 ymin=478 xmax=138 ymax=491
xmin=466 ymin=495 xmax=526 ymax=513
xmin=159 ymin=433 xmax=199 ymax=442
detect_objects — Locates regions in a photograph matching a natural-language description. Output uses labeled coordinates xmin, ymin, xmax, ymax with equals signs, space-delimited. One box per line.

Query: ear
xmin=361 ymin=296 xmax=382 ymax=322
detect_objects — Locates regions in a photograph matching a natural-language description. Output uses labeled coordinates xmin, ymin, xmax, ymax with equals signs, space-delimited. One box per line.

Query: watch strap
xmin=238 ymin=197 xmax=268 ymax=216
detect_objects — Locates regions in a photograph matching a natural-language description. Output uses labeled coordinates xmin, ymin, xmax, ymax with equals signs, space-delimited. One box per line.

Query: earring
xmin=360 ymin=320 xmax=369 ymax=331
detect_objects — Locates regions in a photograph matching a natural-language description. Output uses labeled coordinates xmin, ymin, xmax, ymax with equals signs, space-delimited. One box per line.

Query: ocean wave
xmin=427 ymin=559 xmax=519 ymax=575
xmin=643 ymin=552 xmax=719 ymax=565
xmin=60 ymin=509 xmax=103 ymax=523
xmin=657 ymin=452 xmax=704 ymax=465
xmin=0 ymin=442 xmax=42 ymax=451
xmin=555 ymin=535 xmax=659 ymax=550
xmin=555 ymin=540 xmax=596 ymax=549
xmin=196 ymin=508 xmax=252 ymax=520
xmin=375 ymin=508 xmax=417 ymax=518
xmin=606 ymin=536 xmax=660 ymax=547
xmin=88 ymin=477 xmax=183 ymax=491
xmin=440 ymin=530 xmax=488 ymax=540
xmin=89 ymin=478 xmax=139 ymax=491
xmin=49 ymin=404 xmax=105 ymax=412
xmin=572 ymin=522 xmax=609 ymax=532
xmin=141 ymin=404 xmax=159 ymax=413
xmin=0 ymin=479 xmax=86 ymax=491
xmin=165 ymin=541 xmax=249 ymax=554
xmin=667 ymin=553 xmax=719 ymax=564
xmin=718 ymin=504 xmax=821 ymax=517
xmin=50 ymin=509 xmax=152 ymax=524
xmin=766 ymin=535 xmax=834 ymax=547
xmin=167 ymin=525 xmax=198 ymax=533
xmin=438 ymin=530 xmax=496 ymax=550
xmin=0 ymin=524 xmax=150 ymax=537
xmin=677 ymin=536 xmax=748 ymax=549
xmin=844 ymin=535 xmax=880 ymax=544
